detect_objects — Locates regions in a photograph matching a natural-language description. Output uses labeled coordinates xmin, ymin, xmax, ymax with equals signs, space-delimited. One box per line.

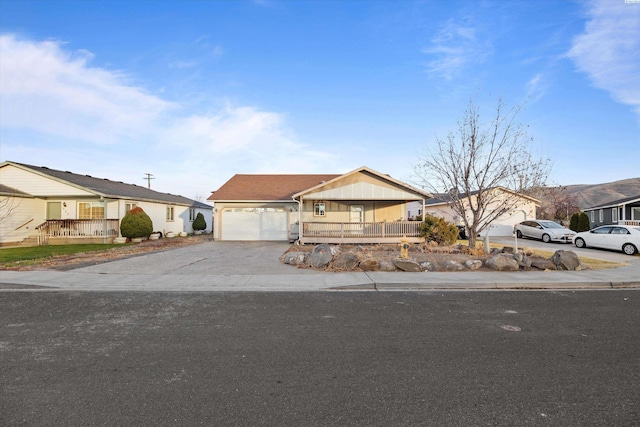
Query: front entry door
xmin=47 ymin=202 xmax=62 ymax=220
xmin=350 ymin=205 xmax=364 ymax=234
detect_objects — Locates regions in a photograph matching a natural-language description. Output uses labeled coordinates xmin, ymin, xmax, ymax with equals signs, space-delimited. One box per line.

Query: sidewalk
xmin=1 ymin=262 xmax=639 ymax=292
xmin=1 ymin=241 xmax=639 ymax=292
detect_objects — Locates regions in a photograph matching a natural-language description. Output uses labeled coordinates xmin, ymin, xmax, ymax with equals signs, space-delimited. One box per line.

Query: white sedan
xmin=514 ymin=220 xmax=576 ymax=243
xmin=573 ymin=225 xmax=640 ymax=255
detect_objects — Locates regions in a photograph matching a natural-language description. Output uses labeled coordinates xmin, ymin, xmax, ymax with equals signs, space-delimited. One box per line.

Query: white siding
xmin=0 ymin=165 xmax=94 ymax=196
xmin=0 ymin=196 xmax=46 ymax=244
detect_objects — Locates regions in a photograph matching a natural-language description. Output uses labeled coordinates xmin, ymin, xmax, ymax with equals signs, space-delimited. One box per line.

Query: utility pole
xmin=143 ymin=173 xmax=155 ymax=189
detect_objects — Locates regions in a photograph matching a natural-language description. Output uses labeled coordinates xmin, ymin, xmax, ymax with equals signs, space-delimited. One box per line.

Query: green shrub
xmin=192 ymin=212 xmax=207 ymax=231
xmin=120 ymin=207 xmax=153 ymax=239
xmin=577 ymin=212 xmax=590 ymax=232
xmin=569 ymin=213 xmax=580 ymax=232
xmin=419 ymin=214 xmax=459 ymax=246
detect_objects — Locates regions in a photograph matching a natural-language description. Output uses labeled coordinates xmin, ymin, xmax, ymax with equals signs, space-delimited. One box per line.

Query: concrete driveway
xmin=75 ymin=241 xmax=319 ymax=275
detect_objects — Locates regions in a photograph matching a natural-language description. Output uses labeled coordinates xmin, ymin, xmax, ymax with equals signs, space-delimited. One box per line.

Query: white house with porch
xmin=0 ymin=161 xmax=212 ymax=246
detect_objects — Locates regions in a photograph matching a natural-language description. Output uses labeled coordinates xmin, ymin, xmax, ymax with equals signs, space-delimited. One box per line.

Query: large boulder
xmin=333 ymin=252 xmax=360 ymax=270
xmin=282 ymin=252 xmax=307 ymax=266
xmin=465 ymin=260 xmax=483 ymax=270
xmin=420 ymin=261 xmax=438 ymax=272
xmin=442 ymin=260 xmax=465 ymax=271
xmin=359 ymin=259 xmax=379 ymax=271
xmin=531 ymin=259 xmax=557 ymax=270
xmin=485 ymin=254 xmax=519 ymax=271
xmin=393 ymin=259 xmax=422 ymax=272
xmin=551 ymin=250 xmax=580 ymax=271
xmin=307 ymin=244 xmax=333 ymax=268
xmin=379 ymin=261 xmax=397 ymax=271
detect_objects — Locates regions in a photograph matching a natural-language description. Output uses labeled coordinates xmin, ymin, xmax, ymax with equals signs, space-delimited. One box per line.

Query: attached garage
xmin=220 ymin=207 xmax=288 ymax=241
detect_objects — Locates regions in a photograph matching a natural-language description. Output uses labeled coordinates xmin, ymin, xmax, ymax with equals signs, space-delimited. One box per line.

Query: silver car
xmin=514 ymin=220 xmax=576 ymax=243
xmin=574 ymin=225 xmax=640 ymax=255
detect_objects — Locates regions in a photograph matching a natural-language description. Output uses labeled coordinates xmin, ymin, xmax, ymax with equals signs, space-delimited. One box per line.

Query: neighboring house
xmin=583 ymin=195 xmax=640 ymax=229
xmin=407 ymin=187 xmax=540 ymax=237
xmin=208 ymin=166 xmax=431 ymax=244
xmin=0 ymin=161 xmax=212 ymax=246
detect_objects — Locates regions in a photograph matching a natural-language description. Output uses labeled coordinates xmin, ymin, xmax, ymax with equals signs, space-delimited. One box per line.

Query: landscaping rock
xmin=442 ymin=260 xmax=465 ymax=271
xmin=420 ymin=261 xmax=437 ymax=272
xmin=379 ymin=260 xmax=397 ymax=271
xmin=551 ymin=250 xmax=580 ymax=271
xmin=333 ymin=252 xmax=359 ymax=270
xmin=393 ymin=259 xmax=422 ymax=272
xmin=282 ymin=252 xmax=307 ymax=266
xmin=307 ymin=244 xmax=333 ymax=268
xmin=501 ymin=246 xmax=515 ymax=254
xmin=517 ymin=255 xmax=532 ymax=270
xmin=359 ymin=259 xmax=379 ymax=271
xmin=530 ymin=259 xmax=557 ymax=270
xmin=465 ymin=260 xmax=483 ymax=270
xmin=485 ymin=254 xmax=519 ymax=271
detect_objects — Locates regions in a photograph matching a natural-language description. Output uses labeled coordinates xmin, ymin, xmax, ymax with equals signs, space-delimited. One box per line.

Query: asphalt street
xmin=2 ymin=290 xmax=639 ymax=426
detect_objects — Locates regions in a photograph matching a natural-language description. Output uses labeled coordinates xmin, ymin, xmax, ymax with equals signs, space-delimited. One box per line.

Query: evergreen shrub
xmin=419 ymin=214 xmax=459 ymax=246
xmin=192 ymin=212 xmax=207 ymax=231
xmin=120 ymin=207 xmax=153 ymax=239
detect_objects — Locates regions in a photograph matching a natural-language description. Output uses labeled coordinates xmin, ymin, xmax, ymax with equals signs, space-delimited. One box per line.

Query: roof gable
xmin=294 ymin=166 xmax=431 ymax=200
xmin=1 ymin=161 xmax=211 ymax=209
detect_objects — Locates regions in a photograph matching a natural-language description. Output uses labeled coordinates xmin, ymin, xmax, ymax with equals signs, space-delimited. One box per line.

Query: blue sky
xmin=1 ymin=0 xmax=638 ymax=201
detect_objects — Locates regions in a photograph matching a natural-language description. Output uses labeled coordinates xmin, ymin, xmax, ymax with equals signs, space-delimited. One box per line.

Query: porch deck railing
xmin=620 ymin=220 xmax=640 ymax=226
xmin=302 ymin=221 xmax=421 ymax=239
xmin=37 ymin=219 xmax=120 ymax=244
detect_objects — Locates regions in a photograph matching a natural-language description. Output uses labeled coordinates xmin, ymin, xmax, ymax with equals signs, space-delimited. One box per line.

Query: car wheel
xmin=622 ymin=243 xmax=637 ymax=256
xmin=542 ymin=234 xmax=551 ymax=243
xmin=516 ymin=230 xmax=523 ymax=238
xmin=574 ymin=237 xmax=586 ymax=248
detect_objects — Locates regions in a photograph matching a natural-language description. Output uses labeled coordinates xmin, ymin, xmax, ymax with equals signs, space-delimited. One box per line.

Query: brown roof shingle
xmin=208 ymin=174 xmax=340 ymax=201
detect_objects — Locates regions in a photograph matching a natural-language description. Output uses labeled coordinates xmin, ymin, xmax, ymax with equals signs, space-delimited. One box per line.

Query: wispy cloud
xmin=423 ymin=19 xmax=492 ymax=81
xmin=0 ymin=34 xmax=173 ymax=144
xmin=0 ymin=34 xmax=334 ymax=197
xmin=525 ymin=73 xmax=547 ymax=102
xmin=567 ymin=0 xmax=640 ymax=119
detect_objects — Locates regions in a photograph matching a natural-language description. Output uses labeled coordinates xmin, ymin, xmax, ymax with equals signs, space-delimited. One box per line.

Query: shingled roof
xmin=208 ymin=174 xmax=340 ymax=201
xmin=584 ymin=194 xmax=640 ymax=210
xmin=6 ymin=162 xmax=211 ymax=209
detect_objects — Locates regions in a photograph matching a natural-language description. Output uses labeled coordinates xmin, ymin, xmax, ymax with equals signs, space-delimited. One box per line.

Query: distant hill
xmin=563 ymin=178 xmax=640 ymax=208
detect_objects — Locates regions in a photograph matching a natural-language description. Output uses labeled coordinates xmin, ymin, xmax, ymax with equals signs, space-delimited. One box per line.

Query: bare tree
xmin=414 ymin=98 xmax=551 ymax=248
xmin=533 ymin=185 xmax=580 ymax=222
xmin=0 ymin=196 xmax=19 ymax=223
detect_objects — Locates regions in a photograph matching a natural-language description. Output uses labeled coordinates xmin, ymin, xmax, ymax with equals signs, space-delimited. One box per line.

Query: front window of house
xmin=125 ymin=202 xmax=137 ymax=213
xmin=314 ymin=202 xmax=326 ymax=217
xmin=78 ymin=202 xmax=104 ymax=219
xmin=599 ymin=209 xmax=603 ymax=222
xmin=590 ymin=211 xmax=594 ymax=222
xmin=189 ymin=208 xmax=196 ymax=222
xmin=166 ymin=206 xmax=174 ymax=221
xmin=612 ymin=208 xmax=618 ymax=223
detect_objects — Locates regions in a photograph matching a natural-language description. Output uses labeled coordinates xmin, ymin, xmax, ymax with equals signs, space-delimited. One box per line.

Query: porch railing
xmin=620 ymin=220 xmax=640 ymax=226
xmin=37 ymin=219 xmax=120 ymax=244
xmin=302 ymin=221 xmax=421 ymax=239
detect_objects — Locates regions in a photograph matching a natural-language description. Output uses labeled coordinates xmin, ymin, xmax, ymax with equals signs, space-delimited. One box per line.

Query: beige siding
xmin=302 ymin=171 xmax=424 ymax=201
xmin=0 ymin=165 xmax=94 ymax=196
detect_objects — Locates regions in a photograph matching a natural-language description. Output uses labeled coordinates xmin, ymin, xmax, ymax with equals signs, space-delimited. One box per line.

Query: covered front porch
xmin=301 ymin=220 xmax=423 ymax=244
xmin=36 ymin=219 xmax=120 ymax=245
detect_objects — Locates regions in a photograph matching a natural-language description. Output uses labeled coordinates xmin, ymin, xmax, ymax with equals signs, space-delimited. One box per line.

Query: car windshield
xmin=539 ymin=221 xmax=564 ymax=229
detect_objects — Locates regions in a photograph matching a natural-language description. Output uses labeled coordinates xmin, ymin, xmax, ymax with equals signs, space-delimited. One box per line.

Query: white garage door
xmin=221 ymin=208 xmax=288 ymax=241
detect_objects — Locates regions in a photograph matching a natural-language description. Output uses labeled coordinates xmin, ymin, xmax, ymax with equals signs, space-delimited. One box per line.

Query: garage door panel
xmin=221 ymin=209 xmax=288 ymax=241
